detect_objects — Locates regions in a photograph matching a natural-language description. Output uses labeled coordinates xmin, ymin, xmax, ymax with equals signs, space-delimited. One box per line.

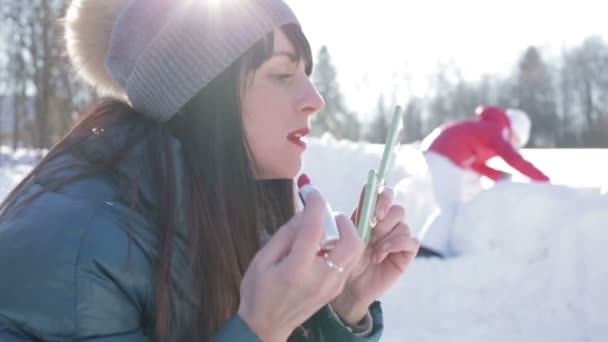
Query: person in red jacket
xmin=417 ymin=105 xmax=550 ymax=258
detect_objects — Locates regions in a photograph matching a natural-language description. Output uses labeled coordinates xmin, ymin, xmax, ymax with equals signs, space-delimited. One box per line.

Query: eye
xmin=271 ymin=73 xmax=293 ymax=80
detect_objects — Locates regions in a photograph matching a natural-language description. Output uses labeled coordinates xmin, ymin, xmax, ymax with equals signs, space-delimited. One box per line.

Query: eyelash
xmin=271 ymin=74 xmax=293 ymax=81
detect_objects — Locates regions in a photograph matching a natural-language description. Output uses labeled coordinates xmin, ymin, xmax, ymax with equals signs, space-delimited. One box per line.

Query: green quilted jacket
xmin=0 ymin=122 xmax=383 ymax=341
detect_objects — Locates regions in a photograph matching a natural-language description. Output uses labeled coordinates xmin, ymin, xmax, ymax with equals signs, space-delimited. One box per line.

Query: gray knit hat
xmin=65 ymin=0 xmax=299 ymax=121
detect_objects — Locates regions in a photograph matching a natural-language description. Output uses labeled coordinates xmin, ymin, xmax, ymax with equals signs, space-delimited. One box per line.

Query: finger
xmin=373 ymin=227 xmax=418 ymax=264
xmin=374 ymin=238 xmax=419 ymax=265
xmin=371 ymin=222 xmax=411 ymax=261
xmin=317 ymin=214 xmax=364 ymax=276
xmin=350 ymin=183 xmax=367 ymax=225
xmin=254 ymin=215 xmax=301 ymax=265
xmin=381 ymin=248 xmax=418 ymax=273
xmin=376 ymin=235 xmax=419 ymax=257
xmin=372 ymin=221 xmax=412 ymax=250
xmin=374 ymin=187 xmax=395 ymax=221
xmin=371 ymin=205 xmax=406 ymax=245
xmin=289 ymin=188 xmax=327 ymax=264
xmin=334 ymin=214 xmax=365 ymax=269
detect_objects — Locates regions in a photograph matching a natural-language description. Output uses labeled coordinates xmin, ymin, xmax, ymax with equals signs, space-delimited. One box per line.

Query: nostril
xmin=302 ymin=106 xmax=317 ymax=114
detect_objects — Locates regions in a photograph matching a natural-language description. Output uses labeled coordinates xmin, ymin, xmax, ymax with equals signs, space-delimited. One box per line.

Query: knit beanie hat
xmin=64 ymin=0 xmax=299 ymax=122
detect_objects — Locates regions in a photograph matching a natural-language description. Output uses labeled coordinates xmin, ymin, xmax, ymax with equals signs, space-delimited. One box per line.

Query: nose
xmin=298 ymin=79 xmax=325 ymax=116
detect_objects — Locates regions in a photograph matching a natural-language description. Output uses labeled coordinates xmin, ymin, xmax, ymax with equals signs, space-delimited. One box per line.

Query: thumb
xmin=289 ymin=188 xmax=326 ymax=263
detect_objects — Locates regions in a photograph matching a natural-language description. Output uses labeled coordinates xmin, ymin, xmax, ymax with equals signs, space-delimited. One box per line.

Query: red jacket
xmin=425 ymin=107 xmax=550 ymax=182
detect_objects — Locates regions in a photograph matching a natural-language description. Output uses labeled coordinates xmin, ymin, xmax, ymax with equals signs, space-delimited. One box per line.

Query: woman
xmin=0 ymin=0 xmax=419 ymax=341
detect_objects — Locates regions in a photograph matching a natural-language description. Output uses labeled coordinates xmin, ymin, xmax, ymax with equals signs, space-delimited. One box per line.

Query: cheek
xmin=243 ymin=107 xmax=278 ymax=151
xmin=240 ymin=87 xmax=301 ymax=178
xmin=249 ymin=126 xmax=301 ymax=178
xmin=250 ymin=127 xmax=276 ymax=153
xmin=242 ymin=93 xmax=282 ymax=152
xmin=242 ymin=111 xmax=282 ymax=176
xmin=243 ymin=120 xmax=302 ymax=178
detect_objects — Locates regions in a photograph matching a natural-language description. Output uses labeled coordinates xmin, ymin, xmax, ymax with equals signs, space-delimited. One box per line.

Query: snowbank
xmin=380 ymin=183 xmax=608 ymax=342
xmin=301 ymin=137 xmax=608 ymax=342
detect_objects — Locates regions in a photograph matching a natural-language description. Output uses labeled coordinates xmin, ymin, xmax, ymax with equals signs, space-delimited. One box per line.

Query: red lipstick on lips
xmin=288 ymin=128 xmax=309 ymax=149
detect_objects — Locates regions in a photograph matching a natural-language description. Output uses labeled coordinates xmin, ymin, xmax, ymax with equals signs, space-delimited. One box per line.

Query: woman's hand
xmin=238 ymin=189 xmax=365 ymax=342
xmin=331 ymin=187 xmax=419 ymax=325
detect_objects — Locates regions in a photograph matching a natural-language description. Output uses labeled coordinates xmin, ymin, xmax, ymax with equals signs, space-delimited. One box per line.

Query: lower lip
xmin=288 ymin=137 xmax=307 ymax=149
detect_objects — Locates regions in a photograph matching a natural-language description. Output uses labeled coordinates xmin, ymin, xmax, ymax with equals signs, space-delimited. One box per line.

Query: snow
xmin=0 ymin=146 xmax=43 ymax=201
xmin=303 ymin=135 xmax=608 ymax=342
xmin=379 ymin=183 xmax=608 ymax=342
xmin=2 ymin=137 xmax=608 ymax=341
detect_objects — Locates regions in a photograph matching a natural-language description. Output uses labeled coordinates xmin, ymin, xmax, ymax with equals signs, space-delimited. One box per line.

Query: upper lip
xmin=287 ymin=128 xmax=310 ymax=138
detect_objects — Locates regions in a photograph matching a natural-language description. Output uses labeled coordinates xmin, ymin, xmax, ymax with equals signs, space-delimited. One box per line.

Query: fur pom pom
xmin=64 ymin=0 xmax=127 ymax=98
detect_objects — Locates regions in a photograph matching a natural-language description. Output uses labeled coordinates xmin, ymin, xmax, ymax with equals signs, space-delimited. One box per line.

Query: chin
xmin=277 ymin=163 xmax=302 ymax=179
xmin=257 ymin=160 xmax=302 ymax=180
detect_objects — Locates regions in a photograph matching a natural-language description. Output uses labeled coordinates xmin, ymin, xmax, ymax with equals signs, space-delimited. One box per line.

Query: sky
xmin=1 ymin=0 xmax=606 ymax=121
xmin=285 ymin=0 xmax=608 ymax=119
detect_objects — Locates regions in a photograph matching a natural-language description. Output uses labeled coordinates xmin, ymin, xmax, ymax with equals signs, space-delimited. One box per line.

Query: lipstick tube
xmin=297 ymin=174 xmax=340 ymax=252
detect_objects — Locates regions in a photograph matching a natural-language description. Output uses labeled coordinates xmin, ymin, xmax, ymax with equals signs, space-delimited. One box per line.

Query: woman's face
xmin=241 ymin=29 xmax=324 ymax=179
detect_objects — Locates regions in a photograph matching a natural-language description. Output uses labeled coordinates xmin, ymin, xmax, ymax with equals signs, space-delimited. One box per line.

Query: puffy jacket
xmin=425 ymin=107 xmax=549 ymax=182
xmin=0 ymin=122 xmax=383 ymax=341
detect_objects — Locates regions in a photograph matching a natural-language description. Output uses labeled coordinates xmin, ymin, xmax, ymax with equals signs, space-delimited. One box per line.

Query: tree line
xmin=313 ymin=39 xmax=608 ymax=148
xmin=1 ymin=1 xmax=607 ymax=149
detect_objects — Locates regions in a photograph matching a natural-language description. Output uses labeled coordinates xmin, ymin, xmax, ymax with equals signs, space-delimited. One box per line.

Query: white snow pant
xmin=417 ymin=151 xmax=483 ymax=256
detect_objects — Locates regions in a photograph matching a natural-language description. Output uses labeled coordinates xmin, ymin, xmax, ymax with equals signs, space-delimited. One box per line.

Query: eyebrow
xmin=270 ymin=51 xmax=298 ymax=62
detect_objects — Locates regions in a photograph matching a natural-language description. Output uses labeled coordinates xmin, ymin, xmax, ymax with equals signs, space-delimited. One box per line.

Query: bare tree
xmin=402 ymin=97 xmax=424 ymax=143
xmin=426 ymin=64 xmax=498 ymax=131
xmin=312 ymin=46 xmax=360 ymax=140
xmin=558 ymin=48 xmax=580 ymax=146
xmin=513 ymin=46 xmax=559 ymax=147
xmin=0 ymin=0 xmax=95 ymax=149
xmin=365 ymin=95 xmax=390 ymax=143
xmin=1 ymin=1 xmax=31 ymax=149
xmin=561 ymin=37 xmax=608 ymax=146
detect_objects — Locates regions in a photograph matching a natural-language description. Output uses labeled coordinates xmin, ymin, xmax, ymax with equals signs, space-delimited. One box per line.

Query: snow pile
xmin=380 ymin=183 xmax=608 ymax=342
xmin=301 ymin=137 xmax=608 ymax=342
